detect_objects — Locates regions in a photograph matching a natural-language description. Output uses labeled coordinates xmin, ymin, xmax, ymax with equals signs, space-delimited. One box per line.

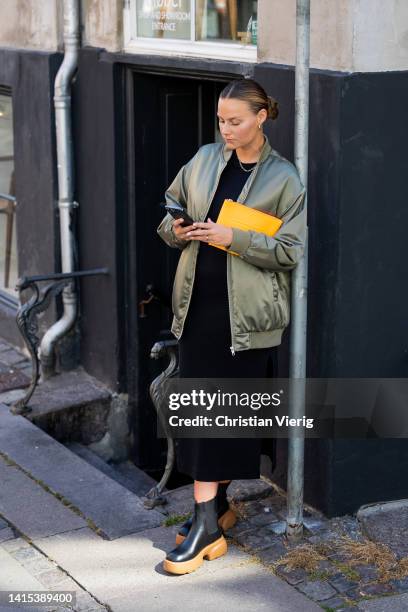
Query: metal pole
xmin=286 ymin=0 xmax=310 ymax=540
xmin=39 ymin=0 xmax=80 ymax=378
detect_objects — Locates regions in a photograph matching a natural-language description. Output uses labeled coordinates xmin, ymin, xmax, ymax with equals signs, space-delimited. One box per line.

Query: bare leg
xmin=194 ymin=480 xmax=218 ymax=502
xmin=194 ymin=480 xmax=232 ymax=502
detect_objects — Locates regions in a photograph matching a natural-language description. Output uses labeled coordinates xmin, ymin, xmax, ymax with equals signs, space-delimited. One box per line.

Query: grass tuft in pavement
xmin=163 ymin=513 xmax=192 ymax=527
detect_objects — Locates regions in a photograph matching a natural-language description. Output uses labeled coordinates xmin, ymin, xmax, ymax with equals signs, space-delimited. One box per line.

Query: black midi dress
xmin=176 ymin=149 xmax=272 ymax=482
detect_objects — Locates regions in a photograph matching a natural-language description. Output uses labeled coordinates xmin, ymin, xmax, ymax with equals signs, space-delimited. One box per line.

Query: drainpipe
xmin=39 ymin=0 xmax=80 ymax=379
xmin=286 ymin=0 xmax=310 ymax=540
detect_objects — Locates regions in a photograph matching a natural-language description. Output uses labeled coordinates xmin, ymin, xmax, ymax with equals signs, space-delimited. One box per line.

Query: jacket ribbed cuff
xmin=170 ymin=223 xmax=183 ymax=247
xmin=227 ymin=228 xmax=251 ymax=256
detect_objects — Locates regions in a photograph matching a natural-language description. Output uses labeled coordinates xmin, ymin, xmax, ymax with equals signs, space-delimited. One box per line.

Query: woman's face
xmin=217 ymin=97 xmax=266 ymax=149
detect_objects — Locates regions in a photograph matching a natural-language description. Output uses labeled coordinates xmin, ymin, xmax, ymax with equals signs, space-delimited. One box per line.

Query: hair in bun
xmin=219 ymin=78 xmax=279 ymax=122
xmin=267 ymin=95 xmax=279 ymax=120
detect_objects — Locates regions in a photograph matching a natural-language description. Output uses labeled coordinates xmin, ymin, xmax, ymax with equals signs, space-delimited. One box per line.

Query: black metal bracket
xmin=11 ymin=267 xmax=109 ymax=416
xmin=139 ymin=283 xmax=171 ymax=318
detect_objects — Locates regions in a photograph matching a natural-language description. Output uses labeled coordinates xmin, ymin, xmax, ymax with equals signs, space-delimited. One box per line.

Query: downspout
xmin=40 ymin=0 xmax=80 ymax=378
xmin=286 ymin=0 xmax=310 ymax=540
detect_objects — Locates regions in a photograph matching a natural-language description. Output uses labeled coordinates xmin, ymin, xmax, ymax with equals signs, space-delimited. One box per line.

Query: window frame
xmin=124 ymin=0 xmax=257 ymax=62
xmin=0 ymin=85 xmax=18 ymax=307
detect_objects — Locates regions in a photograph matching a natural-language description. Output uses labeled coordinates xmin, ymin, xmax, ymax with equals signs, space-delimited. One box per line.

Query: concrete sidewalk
xmin=0 ymin=402 xmax=321 ymax=612
xmin=0 ymin=339 xmax=407 ymax=612
xmin=0 ymin=406 xmax=407 ymax=612
xmin=3 ymin=492 xmax=408 ymax=612
xmin=5 ymin=522 xmax=324 ymax=612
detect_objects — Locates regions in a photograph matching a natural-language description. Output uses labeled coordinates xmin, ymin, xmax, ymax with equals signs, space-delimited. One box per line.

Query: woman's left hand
xmin=186 ymin=218 xmax=233 ymax=247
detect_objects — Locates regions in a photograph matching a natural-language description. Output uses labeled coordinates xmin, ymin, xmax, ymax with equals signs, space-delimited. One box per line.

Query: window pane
xmin=196 ymin=0 xmax=257 ymax=44
xmin=0 ymin=92 xmax=17 ymax=298
xmin=136 ymin=0 xmax=192 ymax=40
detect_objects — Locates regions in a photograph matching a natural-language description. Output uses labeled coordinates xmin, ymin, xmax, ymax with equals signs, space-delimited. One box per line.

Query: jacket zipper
xmin=227 ymin=255 xmax=235 ymax=355
xmin=178 ymin=153 xmax=228 ymax=340
xmin=223 ymin=198 xmax=236 ymax=355
xmin=227 ymin=159 xmax=263 ymax=356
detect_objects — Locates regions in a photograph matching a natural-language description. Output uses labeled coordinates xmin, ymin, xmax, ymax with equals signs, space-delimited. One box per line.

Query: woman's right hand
xmin=172 ymin=218 xmax=194 ymax=241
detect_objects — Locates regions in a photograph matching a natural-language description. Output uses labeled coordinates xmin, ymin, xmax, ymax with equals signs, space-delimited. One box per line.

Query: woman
xmin=157 ymin=78 xmax=306 ymax=575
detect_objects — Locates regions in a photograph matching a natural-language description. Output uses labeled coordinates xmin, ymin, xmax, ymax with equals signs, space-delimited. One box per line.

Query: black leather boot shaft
xmin=216 ymin=481 xmax=230 ymax=516
xmin=166 ymin=495 xmax=223 ymax=564
xmin=177 ymin=481 xmax=230 ymax=538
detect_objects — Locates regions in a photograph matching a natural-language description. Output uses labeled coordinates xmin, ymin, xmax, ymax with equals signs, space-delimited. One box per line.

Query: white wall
xmin=258 ymin=0 xmax=353 ymax=71
xmin=81 ymin=0 xmax=123 ymax=53
xmin=0 ymin=0 xmax=123 ymax=53
xmin=258 ymin=0 xmax=408 ymax=72
xmin=352 ymin=0 xmax=408 ymax=72
xmin=0 ymin=0 xmax=407 ymax=72
xmin=0 ymin=0 xmax=61 ymax=51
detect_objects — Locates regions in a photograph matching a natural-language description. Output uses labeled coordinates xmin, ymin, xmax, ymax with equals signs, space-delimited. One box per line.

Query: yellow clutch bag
xmin=209 ymin=199 xmax=283 ymax=256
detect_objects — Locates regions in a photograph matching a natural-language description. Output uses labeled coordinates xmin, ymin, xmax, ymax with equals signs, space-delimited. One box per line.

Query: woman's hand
xmin=172 ymin=218 xmax=195 ymax=242
xmin=185 ymin=218 xmax=233 ymax=247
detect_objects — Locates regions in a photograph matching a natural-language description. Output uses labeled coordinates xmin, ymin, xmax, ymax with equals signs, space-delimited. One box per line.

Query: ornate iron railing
xmin=11 ymin=268 xmax=109 ymax=415
xmin=144 ymin=337 xmax=179 ymax=509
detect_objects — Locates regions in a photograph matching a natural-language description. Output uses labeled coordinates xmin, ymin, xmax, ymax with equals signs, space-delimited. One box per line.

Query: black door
xmin=126 ymin=72 xmax=226 ymax=474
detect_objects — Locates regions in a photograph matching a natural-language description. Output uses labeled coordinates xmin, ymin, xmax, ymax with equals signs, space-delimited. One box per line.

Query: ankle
xmin=194 ymin=480 xmax=218 ymax=503
xmin=194 ymin=491 xmax=217 ymax=503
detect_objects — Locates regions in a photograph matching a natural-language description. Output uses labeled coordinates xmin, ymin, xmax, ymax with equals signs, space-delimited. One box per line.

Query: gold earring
xmin=258 ymin=123 xmax=262 ymax=129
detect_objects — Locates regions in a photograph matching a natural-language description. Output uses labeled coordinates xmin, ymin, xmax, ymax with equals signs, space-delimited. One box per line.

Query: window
xmin=136 ymin=0 xmax=191 ymax=40
xmin=196 ymin=0 xmax=257 ymax=44
xmin=125 ymin=0 xmax=258 ymax=61
xmin=0 ymin=87 xmax=18 ymax=300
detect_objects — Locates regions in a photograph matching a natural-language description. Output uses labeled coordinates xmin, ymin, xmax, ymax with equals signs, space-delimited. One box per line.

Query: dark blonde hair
xmin=219 ymin=78 xmax=279 ymax=121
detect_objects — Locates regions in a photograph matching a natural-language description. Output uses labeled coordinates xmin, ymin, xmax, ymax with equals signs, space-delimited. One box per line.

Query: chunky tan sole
xmin=175 ymin=509 xmax=237 ymax=546
xmin=218 ymin=508 xmax=237 ymax=531
xmin=163 ymin=535 xmax=227 ymax=575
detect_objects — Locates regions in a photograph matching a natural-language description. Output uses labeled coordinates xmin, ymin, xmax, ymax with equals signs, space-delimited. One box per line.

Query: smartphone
xmin=164 ymin=203 xmax=195 ymax=227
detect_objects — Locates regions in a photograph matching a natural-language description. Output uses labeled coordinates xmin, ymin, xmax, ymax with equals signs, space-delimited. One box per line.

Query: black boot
xmin=163 ymin=495 xmax=227 ymax=575
xmin=175 ymin=481 xmax=236 ymax=545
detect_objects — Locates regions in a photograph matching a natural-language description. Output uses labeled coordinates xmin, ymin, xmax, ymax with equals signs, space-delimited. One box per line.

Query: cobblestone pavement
xmin=225 ymin=490 xmax=408 ymax=611
xmin=0 ymin=338 xmax=32 ymax=408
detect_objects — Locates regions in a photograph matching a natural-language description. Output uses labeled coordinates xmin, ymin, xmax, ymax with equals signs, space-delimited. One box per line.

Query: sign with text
xmin=136 ymin=0 xmax=191 ymax=40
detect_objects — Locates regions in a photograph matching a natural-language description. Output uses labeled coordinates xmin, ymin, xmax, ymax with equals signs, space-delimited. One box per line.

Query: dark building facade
xmin=1 ymin=0 xmax=407 ymax=517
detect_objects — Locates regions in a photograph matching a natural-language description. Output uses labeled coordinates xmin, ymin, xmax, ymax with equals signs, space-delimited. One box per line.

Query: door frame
xmin=120 ymin=61 xmax=260 ymax=469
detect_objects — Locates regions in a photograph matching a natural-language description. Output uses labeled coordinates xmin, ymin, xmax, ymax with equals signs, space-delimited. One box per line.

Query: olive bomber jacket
xmin=157 ymin=134 xmax=307 ymax=354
